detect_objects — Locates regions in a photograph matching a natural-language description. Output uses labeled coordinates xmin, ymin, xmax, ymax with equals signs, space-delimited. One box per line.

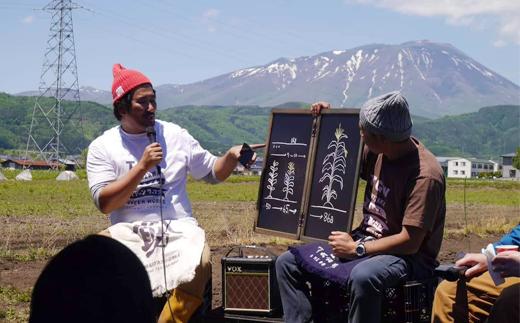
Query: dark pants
xmin=275 ymin=251 xmax=432 ymax=323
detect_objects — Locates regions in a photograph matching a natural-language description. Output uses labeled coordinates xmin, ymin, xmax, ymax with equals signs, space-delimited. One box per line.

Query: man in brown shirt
xmin=275 ymin=91 xmax=446 ymax=323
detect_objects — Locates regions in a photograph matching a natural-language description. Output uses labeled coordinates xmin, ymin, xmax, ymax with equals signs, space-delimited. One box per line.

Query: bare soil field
xmin=1 ymin=200 xmax=517 ymax=322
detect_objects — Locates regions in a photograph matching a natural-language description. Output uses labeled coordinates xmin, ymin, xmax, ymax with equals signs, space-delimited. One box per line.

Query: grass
xmin=0 ymin=180 xmax=99 ymax=218
xmin=0 ymin=173 xmax=517 ymax=255
xmin=0 ymin=170 xmax=518 ymax=218
xmin=0 ymin=170 xmax=518 ymax=322
xmin=0 ymin=286 xmax=31 ymax=322
xmin=0 ymin=172 xmax=517 ymax=253
xmin=446 ymin=186 xmax=520 ymax=206
xmin=0 ymin=247 xmax=60 ymax=262
xmin=0 ymin=169 xmax=87 ymax=181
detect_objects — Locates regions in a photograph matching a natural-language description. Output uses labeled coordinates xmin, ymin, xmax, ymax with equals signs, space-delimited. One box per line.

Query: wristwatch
xmin=355 ymin=241 xmax=366 ymax=257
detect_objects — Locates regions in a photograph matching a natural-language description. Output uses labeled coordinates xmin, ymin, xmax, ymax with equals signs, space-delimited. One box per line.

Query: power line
xmin=80 ymin=0 xmax=252 ymax=66
xmin=24 ymin=0 xmax=83 ymax=167
xmin=150 ymin=0 xmax=334 ymax=57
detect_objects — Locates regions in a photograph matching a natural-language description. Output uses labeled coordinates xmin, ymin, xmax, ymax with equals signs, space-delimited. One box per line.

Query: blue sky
xmin=1 ymin=0 xmax=519 ymax=94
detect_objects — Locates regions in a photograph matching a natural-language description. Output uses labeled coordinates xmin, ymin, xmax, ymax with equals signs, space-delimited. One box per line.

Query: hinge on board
xmin=298 ymin=213 xmax=305 ymax=227
xmin=311 ymin=117 xmax=318 ymax=137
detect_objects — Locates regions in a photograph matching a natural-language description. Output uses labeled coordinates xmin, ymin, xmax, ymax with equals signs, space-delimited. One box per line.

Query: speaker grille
xmin=225 ymin=274 xmax=269 ymax=310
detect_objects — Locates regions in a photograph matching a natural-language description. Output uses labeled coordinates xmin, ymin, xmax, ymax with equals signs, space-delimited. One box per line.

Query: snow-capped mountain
xmin=16 ymin=86 xmax=112 ymax=104
xmin=155 ymin=40 xmax=518 ymax=117
xmin=15 ymin=41 xmax=518 ymax=118
xmin=76 ymin=86 xmax=113 ymax=103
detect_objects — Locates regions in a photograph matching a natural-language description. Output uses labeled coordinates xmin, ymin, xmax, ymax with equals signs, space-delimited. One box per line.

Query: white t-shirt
xmin=87 ymin=120 xmax=217 ymax=225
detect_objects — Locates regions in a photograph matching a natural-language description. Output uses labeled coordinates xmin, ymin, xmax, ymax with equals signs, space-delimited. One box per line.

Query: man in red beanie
xmin=87 ymin=64 xmax=257 ymax=323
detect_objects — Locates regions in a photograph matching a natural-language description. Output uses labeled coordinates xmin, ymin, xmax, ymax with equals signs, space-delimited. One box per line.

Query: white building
xmin=233 ymin=157 xmax=263 ymax=176
xmin=468 ymin=158 xmax=499 ymax=178
xmin=437 ymin=157 xmax=471 ymax=178
xmin=436 ymin=157 xmax=498 ymax=178
xmin=501 ymin=153 xmax=520 ymax=179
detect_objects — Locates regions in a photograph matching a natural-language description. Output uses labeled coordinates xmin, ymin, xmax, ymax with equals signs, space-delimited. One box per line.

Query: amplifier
xmin=221 ymin=245 xmax=281 ymax=315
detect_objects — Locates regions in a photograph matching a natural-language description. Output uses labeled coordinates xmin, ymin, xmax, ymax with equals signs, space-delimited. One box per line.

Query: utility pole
xmin=24 ymin=0 xmax=82 ymax=169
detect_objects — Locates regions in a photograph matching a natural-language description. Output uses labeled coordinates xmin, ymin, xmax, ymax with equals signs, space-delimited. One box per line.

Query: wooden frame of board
xmin=254 ymin=108 xmax=362 ymax=242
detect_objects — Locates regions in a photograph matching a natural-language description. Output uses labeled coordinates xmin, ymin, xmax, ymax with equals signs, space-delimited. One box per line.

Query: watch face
xmin=356 ymin=243 xmax=365 ymax=256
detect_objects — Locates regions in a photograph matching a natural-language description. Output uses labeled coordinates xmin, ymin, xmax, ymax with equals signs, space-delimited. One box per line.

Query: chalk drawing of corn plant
xmin=266 ymin=160 xmax=279 ymax=198
xmin=282 ymin=162 xmax=295 ymax=201
xmin=319 ymin=124 xmax=349 ymax=207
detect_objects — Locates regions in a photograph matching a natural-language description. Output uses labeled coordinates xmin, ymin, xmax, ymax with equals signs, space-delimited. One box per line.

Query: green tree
xmin=513 ymin=147 xmax=520 ymax=170
xmin=80 ymin=148 xmax=89 ymax=169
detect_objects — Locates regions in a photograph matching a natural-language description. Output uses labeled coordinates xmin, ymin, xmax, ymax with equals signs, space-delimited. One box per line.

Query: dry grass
xmin=0 ymin=286 xmax=31 ymax=322
xmin=443 ymin=204 xmax=518 ymax=235
xmin=0 ymin=215 xmax=108 ymax=261
xmin=1 ymin=187 xmax=517 ymax=261
xmin=0 ymin=176 xmax=518 ymax=322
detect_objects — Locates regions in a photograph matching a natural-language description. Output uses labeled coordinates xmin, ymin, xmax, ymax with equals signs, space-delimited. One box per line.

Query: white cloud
xmin=202 ymin=8 xmax=220 ymax=33
xmin=203 ymin=9 xmax=220 ymax=19
xmin=493 ymin=39 xmax=506 ymax=47
xmin=348 ymin=0 xmax=520 ymax=45
xmin=21 ymin=16 xmax=34 ymax=24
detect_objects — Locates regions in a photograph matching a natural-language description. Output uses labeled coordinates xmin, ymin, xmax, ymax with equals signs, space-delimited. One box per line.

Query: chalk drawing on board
xmin=282 ymin=162 xmax=296 ymax=201
xmin=271 ymin=152 xmax=307 ymax=158
xmin=264 ymin=161 xmax=298 ymax=214
xmin=271 ymin=204 xmax=297 ymax=214
xmin=266 ymin=160 xmax=279 ymax=199
xmin=264 ymin=162 xmax=297 ymax=205
xmin=309 ymin=123 xmax=349 ymax=221
xmin=265 ymin=203 xmax=296 ymax=214
xmin=272 ymin=137 xmax=307 ymax=149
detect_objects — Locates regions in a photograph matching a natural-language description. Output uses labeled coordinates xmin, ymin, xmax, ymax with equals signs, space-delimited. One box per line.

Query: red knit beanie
xmin=111 ymin=64 xmax=152 ymax=103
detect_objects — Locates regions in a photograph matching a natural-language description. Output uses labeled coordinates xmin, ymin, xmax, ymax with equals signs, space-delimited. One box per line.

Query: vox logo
xmin=227 ymin=266 xmax=243 ymax=273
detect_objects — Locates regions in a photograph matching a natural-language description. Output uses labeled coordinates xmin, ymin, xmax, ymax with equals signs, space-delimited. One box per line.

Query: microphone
xmin=146 ymin=126 xmax=156 ymax=143
xmin=145 ymin=126 xmax=161 ymax=175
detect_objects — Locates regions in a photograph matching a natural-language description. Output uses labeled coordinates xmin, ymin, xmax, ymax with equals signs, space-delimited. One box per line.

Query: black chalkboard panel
xmin=256 ymin=111 xmax=314 ymax=239
xmin=255 ymin=108 xmax=362 ymax=241
xmin=302 ymin=110 xmax=362 ymax=240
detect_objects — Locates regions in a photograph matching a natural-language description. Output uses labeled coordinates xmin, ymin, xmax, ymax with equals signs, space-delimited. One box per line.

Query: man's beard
xmin=141 ymin=113 xmax=155 ymax=126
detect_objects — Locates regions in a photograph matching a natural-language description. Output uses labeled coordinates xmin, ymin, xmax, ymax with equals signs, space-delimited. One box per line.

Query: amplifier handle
xmin=225 ymin=245 xmax=277 ymax=258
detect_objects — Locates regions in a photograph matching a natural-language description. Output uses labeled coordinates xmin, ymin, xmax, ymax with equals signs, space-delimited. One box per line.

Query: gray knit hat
xmin=359 ymin=91 xmax=412 ymax=142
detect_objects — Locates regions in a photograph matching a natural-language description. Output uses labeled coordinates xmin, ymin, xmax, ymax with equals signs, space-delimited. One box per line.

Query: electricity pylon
xmin=24 ymin=0 xmax=82 ymax=169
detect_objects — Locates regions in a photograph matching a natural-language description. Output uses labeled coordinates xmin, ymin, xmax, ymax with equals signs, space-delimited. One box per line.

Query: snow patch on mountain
xmin=341 ymin=49 xmax=365 ymax=105
xmin=27 ymin=41 xmax=518 ymax=118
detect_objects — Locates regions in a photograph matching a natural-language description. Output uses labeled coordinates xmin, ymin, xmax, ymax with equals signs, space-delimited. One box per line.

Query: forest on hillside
xmin=0 ymin=92 xmax=517 ymax=160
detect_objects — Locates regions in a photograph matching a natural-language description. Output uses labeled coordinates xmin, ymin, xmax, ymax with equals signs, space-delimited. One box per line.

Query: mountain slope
xmin=414 ymin=105 xmax=520 ymax=158
xmin=159 ymin=104 xmax=519 ymax=159
xmin=155 ymin=40 xmax=518 ymax=118
xmin=17 ymin=86 xmax=113 ymax=104
xmin=0 ymin=93 xmax=517 ymax=159
xmin=0 ymin=93 xmax=116 ymax=155
xmin=15 ymin=41 xmax=518 ymax=118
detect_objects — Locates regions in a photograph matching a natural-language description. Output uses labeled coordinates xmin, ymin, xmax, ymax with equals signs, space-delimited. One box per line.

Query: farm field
xmin=0 ymin=171 xmax=518 ymax=322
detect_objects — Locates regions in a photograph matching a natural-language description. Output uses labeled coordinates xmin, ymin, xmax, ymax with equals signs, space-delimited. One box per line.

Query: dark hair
xmin=29 ymin=235 xmax=155 ymax=323
xmin=113 ymin=92 xmax=133 ymax=121
xmin=112 ymin=85 xmax=156 ymax=121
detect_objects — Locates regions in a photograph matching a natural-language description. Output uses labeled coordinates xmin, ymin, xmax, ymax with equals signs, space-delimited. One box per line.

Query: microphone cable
xmin=146 ymin=126 xmax=175 ymax=318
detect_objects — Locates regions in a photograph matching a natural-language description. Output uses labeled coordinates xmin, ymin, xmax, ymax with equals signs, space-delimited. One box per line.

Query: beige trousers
xmin=432 ymin=271 xmax=520 ymax=323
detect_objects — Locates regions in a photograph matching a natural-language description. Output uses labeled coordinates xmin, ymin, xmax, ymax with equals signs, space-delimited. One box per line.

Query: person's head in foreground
xmin=29 ymin=235 xmax=155 ymax=323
